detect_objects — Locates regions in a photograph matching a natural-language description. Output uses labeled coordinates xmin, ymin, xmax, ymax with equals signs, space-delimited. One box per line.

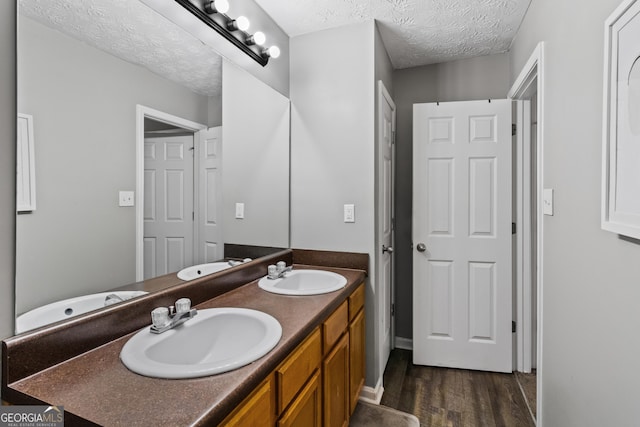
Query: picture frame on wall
xmin=602 ymin=0 xmax=640 ymax=239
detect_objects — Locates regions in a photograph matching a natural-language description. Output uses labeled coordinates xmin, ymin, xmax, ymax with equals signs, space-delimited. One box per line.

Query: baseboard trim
xmin=358 ymin=377 xmax=384 ymax=405
xmin=395 ymin=337 xmax=413 ymax=351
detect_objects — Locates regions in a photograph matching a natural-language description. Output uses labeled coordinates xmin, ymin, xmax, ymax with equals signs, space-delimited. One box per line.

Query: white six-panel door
xmin=413 ymin=100 xmax=512 ymax=373
xmin=378 ymin=81 xmax=396 ymax=373
xmin=144 ymin=135 xmax=194 ymax=279
xmin=196 ymin=127 xmax=223 ymax=263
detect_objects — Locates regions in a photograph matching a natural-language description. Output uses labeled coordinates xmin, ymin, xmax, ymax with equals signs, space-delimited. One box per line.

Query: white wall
xmin=222 ymin=60 xmax=290 ymax=248
xmin=510 ymin=0 xmax=640 ymax=425
xmin=0 ymin=1 xmax=16 ymax=356
xmin=16 ymin=17 xmax=210 ymax=314
xmin=290 ymin=21 xmax=379 ymax=386
xmin=391 ymin=53 xmax=511 ymax=340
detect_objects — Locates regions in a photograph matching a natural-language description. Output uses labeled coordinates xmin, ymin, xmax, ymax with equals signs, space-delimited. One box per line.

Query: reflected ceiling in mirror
xmin=19 ymin=0 xmax=222 ymax=97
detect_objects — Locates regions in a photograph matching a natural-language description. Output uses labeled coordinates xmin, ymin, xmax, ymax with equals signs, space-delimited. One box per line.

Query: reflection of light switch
xmin=344 ymin=204 xmax=355 ymax=223
xmin=119 ymin=191 xmax=135 ymax=207
xmin=543 ymin=189 xmax=554 ymax=216
xmin=235 ymin=203 xmax=245 ymax=219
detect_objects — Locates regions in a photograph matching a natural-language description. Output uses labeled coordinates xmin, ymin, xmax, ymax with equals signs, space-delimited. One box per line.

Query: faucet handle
xmin=276 ymin=261 xmax=287 ymax=273
xmin=175 ymin=298 xmax=192 ymax=313
xmin=151 ymin=307 xmax=170 ymax=329
xmin=268 ymin=264 xmax=277 ymax=277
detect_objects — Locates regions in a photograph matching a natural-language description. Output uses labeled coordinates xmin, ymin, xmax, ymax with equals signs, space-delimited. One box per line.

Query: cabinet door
xmin=276 ymin=328 xmax=322 ymax=414
xmin=220 ymin=375 xmax=274 ymax=427
xmin=278 ymin=371 xmax=322 ymax=427
xmin=323 ymin=333 xmax=350 ymax=427
xmin=349 ymin=309 xmax=365 ymax=414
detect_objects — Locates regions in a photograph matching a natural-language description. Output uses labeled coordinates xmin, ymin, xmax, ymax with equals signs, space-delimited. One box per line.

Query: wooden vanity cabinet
xmin=277 ymin=371 xmax=322 ymax=427
xmin=277 ymin=328 xmax=322 ymax=414
xmin=221 ymin=283 xmax=365 ymax=427
xmin=323 ymin=332 xmax=350 ymax=427
xmin=348 ymin=285 xmax=366 ymax=414
xmin=220 ymin=375 xmax=275 ymax=427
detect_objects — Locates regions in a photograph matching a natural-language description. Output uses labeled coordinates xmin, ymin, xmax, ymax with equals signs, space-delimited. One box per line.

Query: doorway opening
xmin=135 ymin=105 xmax=216 ymax=282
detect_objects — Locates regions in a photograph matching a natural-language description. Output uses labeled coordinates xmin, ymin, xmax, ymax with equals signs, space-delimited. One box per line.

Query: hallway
xmin=381 ymin=349 xmax=535 ymax=427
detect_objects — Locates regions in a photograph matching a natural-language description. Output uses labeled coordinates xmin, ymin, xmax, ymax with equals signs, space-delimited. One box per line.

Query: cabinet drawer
xmin=220 ymin=375 xmax=274 ymax=427
xmin=276 ymin=327 xmax=322 ymax=414
xmin=348 ymin=284 xmax=365 ymax=321
xmin=323 ymin=301 xmax=348 ymax=354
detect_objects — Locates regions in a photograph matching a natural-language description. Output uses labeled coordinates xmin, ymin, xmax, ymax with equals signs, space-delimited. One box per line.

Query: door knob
xmin=382 ymin=245 xmax=393 ymax=254
xmin=416 ymin=243 xmax=427 ymax=252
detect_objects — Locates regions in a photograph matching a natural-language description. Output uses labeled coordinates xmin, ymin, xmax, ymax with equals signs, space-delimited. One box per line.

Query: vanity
xmin=1 ymin=249 xmax=367 ymax=426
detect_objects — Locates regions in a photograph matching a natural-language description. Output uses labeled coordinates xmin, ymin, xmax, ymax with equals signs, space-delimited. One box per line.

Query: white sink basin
xmin=177 ymin=262 xmax=231 ymax=281
xmin=15 ymin=291 xmax=148 ymax=334
xmin=258 ymin=269 xmax=347 ymax=296
xmin=120 ymin=308 xmax=282 ymax=379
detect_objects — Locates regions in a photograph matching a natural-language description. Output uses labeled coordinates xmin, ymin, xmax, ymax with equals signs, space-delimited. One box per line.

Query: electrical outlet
xmin=344 ymin=204 xmax=355 ymax=223
xmin=119 ymin=191 xmax=134 ymax=207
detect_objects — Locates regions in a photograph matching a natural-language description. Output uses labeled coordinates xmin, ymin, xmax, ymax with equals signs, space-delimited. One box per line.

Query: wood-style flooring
xmin=380 ymin=349 xmax=536 ymax=427
xmin=514 ymin=370 xmax=536 ymax=420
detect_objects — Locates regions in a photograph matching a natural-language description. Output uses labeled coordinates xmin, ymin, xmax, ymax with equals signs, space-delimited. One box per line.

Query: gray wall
xmin=510 ymin=0 xmax=640 ymax=425
xmin=222 ymin=60 xmax=290 ymax=248
xmin=208 ymin=95 xmax=223 ymax=127
xmin=16 ymin=17 xmax=210 ymax=314
xmin=290 ymin=21 xmax=380 ymax=387
xmin=0 ymin=1 xmax=16 ymax=362
xmin=392 ymin=53 xmax=511 ymax=339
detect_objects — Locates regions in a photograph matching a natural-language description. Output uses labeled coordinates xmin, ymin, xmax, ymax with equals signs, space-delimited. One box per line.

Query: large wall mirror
xmin=15 ymin=0 xmax=290 ymax=331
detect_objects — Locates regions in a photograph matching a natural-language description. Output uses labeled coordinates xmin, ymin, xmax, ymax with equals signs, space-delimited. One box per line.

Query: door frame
xmin=135 ymin=105 xmax=207 ymax=281
xmin=508 ymin=42 xmax=545 ymax=423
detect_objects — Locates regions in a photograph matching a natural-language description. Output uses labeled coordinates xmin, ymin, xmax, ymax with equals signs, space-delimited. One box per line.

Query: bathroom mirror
xmin=15 ymin=0 xmax=290 ymax=325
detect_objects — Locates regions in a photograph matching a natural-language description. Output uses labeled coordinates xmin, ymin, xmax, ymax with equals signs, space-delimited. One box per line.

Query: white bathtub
xmin=16 ymin=290 xmax=148 ymax=334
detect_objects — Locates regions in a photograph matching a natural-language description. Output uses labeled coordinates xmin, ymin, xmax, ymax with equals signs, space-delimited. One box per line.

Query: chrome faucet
xmin=227 ymin=257 xmax=253 ymax=267
xmin=267 ymin=261 xmax=293 ymax=279
xmin=150 ymin=298 xmax=197 ymax=334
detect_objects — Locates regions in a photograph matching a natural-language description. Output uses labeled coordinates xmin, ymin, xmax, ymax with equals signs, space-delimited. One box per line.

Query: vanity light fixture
xmin=175 ymin=0 xmax=280 ymax=67
xmin=247 ymin=31 xmax=266 ymax=46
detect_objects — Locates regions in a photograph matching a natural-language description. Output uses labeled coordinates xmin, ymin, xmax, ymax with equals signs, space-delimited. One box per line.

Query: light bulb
xmin=268 ymin=45 xmax=281 ymax=59
xmin=213 ymin=0 xmax=229 ymax=14
xmin=253 ymin=31 xmax=266 ymax=46
xmin=236 ymin=16 xmax=250 ymax=31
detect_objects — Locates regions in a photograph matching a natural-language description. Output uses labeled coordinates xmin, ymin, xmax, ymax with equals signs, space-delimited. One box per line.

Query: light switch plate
xmin=119 ymin=191 xmax=134 ymax=207
xmin=543 ymin=188 xmax=554 ymax=216
xmin=344 ymin=204 xmax=355 ymax=223
xmin=235 ymin=202 xmax=245 ymax=219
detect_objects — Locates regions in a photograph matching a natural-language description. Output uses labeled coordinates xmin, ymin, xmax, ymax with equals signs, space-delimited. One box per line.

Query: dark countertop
xmin=8 ymin=265 xmax=366 ymax=426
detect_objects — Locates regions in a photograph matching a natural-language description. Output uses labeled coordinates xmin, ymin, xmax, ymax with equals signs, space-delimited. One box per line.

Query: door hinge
xmin=192 ymin=211 xmax=195 ymax=221
xmin=392 ymin=217 xmax=396 ymax=231
xmin=512 ymin=124 xmax=517 ymax=136
xmin=391 ymin=130 xmax=396 ymax=145
xmin=512 ymin=321 xmax=516 ymax=333
xmin=391 ymin=303 xmax=395 ymax=316
xmin=512 ymin=222 xmax=516 ymax=234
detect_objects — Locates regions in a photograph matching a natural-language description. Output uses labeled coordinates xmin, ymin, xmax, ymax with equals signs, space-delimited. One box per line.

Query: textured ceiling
xmin=19 ymin=0 xmax=223 ymax=97
xmin=19 ymin=0 xmax=531 ymax=96
xmin=254 ymin=0 xmax=531 ymax=69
